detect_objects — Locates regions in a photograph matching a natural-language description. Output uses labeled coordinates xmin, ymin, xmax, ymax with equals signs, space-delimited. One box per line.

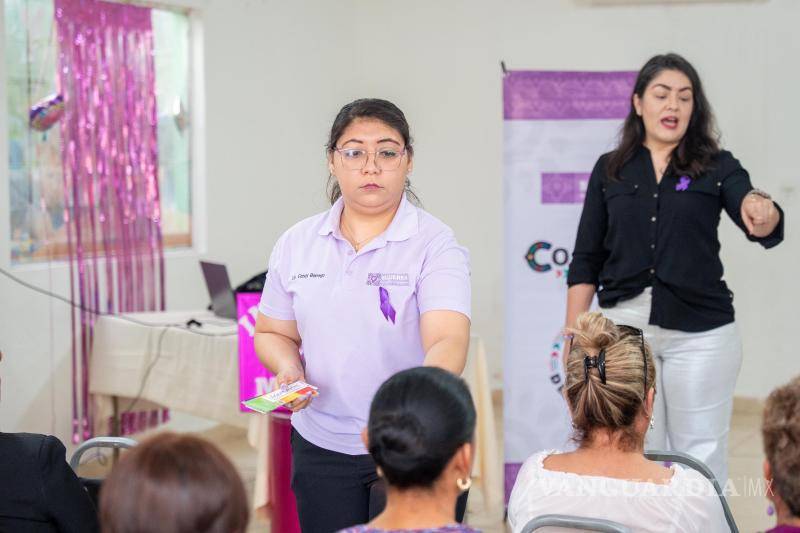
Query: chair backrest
xmin=69 ymin=436 xmax=138 ymax=470
xmin=522 ymin=514 xmax=632 ymax=533
xmin=70 ymin=436 xmax=138 ymax=508
xmin=645 ymin=450 xmax=738 ymax=533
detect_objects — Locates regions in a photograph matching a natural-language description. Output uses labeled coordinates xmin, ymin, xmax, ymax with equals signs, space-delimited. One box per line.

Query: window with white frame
xmin=4 ymin=0 xmax=192 ymax=263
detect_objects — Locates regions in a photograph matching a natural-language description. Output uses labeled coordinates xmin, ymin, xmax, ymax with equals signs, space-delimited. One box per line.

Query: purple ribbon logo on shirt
xmin=676 ymin=176 xmax=691 ymax=191
xmin=379 ymin=287 xmax=396 ymax=324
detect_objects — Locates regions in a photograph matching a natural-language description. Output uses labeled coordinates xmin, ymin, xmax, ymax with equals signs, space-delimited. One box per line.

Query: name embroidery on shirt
xmin=366 ymin=273 xmax=409 ymax=286
xmin=290 ymin=273 xmax=326 ymax=281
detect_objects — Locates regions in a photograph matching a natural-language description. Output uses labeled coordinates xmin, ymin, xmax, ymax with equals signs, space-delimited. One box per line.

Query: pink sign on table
xmin=237 ymin=292 xmax=275 ymax=412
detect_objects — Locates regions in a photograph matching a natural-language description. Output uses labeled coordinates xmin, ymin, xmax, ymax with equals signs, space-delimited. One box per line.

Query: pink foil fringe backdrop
xmin=55 ymin=0 xmax=166 ymax=443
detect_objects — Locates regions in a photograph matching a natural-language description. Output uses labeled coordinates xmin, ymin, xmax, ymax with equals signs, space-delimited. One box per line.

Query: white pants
xmin=603 ymin=288 xmax=742 ymax=484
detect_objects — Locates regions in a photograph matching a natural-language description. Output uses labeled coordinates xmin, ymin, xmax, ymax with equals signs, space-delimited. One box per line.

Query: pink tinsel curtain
xmin=55 ymin=0 xmax=166 ymax=443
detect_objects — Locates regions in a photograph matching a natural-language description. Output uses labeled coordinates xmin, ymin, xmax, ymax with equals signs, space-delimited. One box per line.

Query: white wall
xmin=341 ymin=0 xmax=799 ymax=399
xmin=1 ymin=0 xmax=797 ymax=447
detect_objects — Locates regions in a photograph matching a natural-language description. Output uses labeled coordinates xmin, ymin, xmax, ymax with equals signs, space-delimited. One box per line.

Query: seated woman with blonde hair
xmin=508 ymin=312 xmax=727 ymax=532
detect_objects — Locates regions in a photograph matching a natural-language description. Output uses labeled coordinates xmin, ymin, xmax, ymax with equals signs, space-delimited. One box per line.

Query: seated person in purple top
xmin=254 ymin=98 xmax=471 ymax=532
xmin=338 ymin=366 xmax=480 ymax=533
xmin=762 ymin=376 xmax=800 ymax=533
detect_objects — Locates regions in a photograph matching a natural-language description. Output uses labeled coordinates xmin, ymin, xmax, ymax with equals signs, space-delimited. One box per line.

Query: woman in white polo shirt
xmin=254 ymin=99 xmax=472 ymax=533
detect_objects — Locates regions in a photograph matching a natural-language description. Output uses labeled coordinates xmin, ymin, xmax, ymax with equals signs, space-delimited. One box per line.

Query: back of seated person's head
xmin=565 ymin=312 xmax=656 ymax=451
xmin=762 ymin=376 xmax=800 ymax=522
xmin=99 ymin=432 xmax=248 ymax=533
xmin=366 ymin=366 xmax=476 ymax=491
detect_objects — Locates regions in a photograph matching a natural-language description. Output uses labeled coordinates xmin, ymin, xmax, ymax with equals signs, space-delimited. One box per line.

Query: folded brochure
xmin=242 ymin=380 xmax=318 ymax=413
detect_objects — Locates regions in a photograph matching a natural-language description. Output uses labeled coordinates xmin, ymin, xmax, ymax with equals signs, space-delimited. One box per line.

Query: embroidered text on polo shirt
xmin=291 ymin=273 xmax=326 ymax=281
xmin=366 ymin=273 xmax=409 ymax=286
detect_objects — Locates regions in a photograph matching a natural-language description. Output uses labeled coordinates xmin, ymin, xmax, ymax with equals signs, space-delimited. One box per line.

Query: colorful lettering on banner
xmin=237 ymin=292 xmax=275 ymax=411
xmin=503 ymin=70 xmax=636 ymax=502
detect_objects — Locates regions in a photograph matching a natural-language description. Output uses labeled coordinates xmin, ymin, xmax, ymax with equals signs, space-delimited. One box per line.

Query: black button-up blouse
xmin=567 ymin=146 xmax=784 ymax=332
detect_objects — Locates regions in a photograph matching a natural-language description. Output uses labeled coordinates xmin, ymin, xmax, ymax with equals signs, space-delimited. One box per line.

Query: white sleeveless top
xmin=507 ymin=450 xmax=729 ymax=533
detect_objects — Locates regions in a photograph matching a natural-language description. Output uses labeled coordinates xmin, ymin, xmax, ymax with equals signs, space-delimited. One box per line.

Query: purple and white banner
xmin=503 ymin=71 xmax=636 ymax=500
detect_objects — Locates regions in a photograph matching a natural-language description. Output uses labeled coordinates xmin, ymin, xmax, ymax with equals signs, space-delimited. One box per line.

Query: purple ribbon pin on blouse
xmin=379 ymin=287 xmax=396 ymax=324
xmin=676 ymin=175 xmax=691 ymax=191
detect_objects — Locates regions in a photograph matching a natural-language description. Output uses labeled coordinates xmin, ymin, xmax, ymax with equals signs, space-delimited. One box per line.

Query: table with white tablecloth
xmin=89 ymin=310 xmax=502 ymax=513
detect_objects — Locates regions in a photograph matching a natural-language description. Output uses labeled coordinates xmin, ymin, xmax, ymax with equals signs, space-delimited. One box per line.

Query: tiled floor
xmin=77 ymin=397 xmax=773 ymax=532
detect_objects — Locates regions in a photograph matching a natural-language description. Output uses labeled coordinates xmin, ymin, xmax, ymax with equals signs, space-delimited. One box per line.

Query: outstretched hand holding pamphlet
xmin=242 ymin=380 xmax=319 ymax=413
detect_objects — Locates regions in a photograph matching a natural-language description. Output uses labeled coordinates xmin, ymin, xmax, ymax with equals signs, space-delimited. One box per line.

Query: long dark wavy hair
xmin=607 ymin=53 xmax=720 ymax=181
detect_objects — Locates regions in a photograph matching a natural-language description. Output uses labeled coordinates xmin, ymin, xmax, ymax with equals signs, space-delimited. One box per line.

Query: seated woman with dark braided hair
xmin=508 ymin=312 xmax=727 ymax=533
xmin=338 ymin=366 xmax=480 ymax=533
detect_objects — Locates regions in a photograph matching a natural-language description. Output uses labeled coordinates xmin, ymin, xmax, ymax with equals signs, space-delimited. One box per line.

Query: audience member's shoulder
xmin=0 ymin=433 xmax=70 ymax=483
xmin=0 ymin=432 xmax=62 ymax=457
xmin=509 ymin=449 xmax=560 ymax=506
xmin=669 ymin=464 xmax=718 ymax=494
xmin=520 ymin=449 xmax=559 ymax=476
xmin=668 ymin=465 xmax=728 ymax=529
xmin=39 ymin=434 xmax=69 ymax=464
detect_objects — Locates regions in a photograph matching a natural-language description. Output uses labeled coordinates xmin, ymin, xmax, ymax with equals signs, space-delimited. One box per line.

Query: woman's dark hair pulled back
xmin=367 ymin=366 xmax=475 ymax=489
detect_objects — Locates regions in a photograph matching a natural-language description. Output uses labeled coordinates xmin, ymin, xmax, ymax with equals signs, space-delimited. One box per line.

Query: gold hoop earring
xmin=456 ymin=477 xmax=472 ymax=491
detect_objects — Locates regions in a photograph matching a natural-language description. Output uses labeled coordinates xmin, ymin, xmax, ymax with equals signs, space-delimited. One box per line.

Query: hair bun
xmin=367 ymin=366 xmax=476 ymax=489
xmin=569 ymin=311 xmax=617 ymax=352
xmin=369 ymin=412 xmax=439 ymax=480
xmin=370 ymin=412 xmax=425 ymax=458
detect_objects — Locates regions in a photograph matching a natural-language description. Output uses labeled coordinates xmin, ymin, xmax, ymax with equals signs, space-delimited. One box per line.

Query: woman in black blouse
xmin=565 ymin=53 xmax=783 ymax=484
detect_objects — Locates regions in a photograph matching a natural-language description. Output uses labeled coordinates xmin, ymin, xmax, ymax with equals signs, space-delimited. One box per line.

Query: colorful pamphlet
xmin=241 ymin=380 xmax=318 ymax=413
